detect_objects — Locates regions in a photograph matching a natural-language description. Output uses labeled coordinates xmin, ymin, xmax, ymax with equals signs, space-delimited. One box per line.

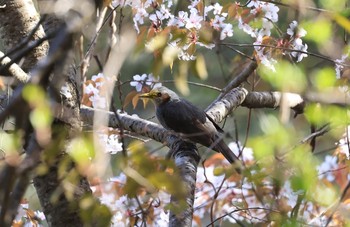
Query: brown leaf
xmin=132 ymin=93 xmax=141 ymax=109
xmin=192 ymin=215 xmax=202 ymax=227
xmin=123 ymin=90 xmax=138 ymax=109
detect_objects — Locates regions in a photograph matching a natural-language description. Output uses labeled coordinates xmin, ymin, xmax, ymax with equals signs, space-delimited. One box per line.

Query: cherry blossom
xmin=229 ymin=142 xmax=254 ymax=162
xmin=83 ymin=73 xmax=109 ymax=109
xmin=262 ymin=3 xmax=279 ymax=22
xmin=287 ymin=20 xmax=307 ymax=38
xmin=130 ymin=74 xmax=148 ymax=92
xmin=211 ymin=15 xmax=225 ymax=29
xmin=247 ymin=0 xmax=261 ymax=8
xmin=185 ymin=8 xmax=203 ymax=30
xmin=335 ymin=50 xmax=349 ymax=79
xmin=130 ymin=73 xmax=162 ymax=91
xmin=60 ymin=84 xmax=73 ymax=99
xmin=220 ymin=23 xmax=233 ymax=40
xmin=291 ymin=42 xmax=308 ymax=62
xmin=286 ymin=21 xmax=308 ymax=62
xmin=133 ymin=6 xmax=149 ymax=33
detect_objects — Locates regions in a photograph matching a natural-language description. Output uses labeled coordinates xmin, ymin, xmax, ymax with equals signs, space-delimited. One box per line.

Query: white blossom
xmin=133 ymin=6 xmax=149 ymax=33
xmin=335 ymin=53 xmax=349 ymax=79
xmin=212 ymin=15 xmax=225 ymax=30
xmin=60 ymin=84 xmax=73 ymax=99
xmin=228 ymin=142 xmax=254 ymax=162
xmin=130 ymin=74 xmax=148 ymax=91
xmin=212 ymin=3 xmax=223 ymax=15
xmin=262 ymin=3 xmax=279 ymax=22
xmin=185 ymin=8 xmax=202 ymax=30
xmin=291 ymin=43 xmax=308 ymax=62
xmin=220 ymin=23 xmax=233 ymax=40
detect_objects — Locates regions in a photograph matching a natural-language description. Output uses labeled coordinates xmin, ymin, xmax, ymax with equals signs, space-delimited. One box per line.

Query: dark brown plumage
xmin=140 ymin=86 xmax=238 ymax=164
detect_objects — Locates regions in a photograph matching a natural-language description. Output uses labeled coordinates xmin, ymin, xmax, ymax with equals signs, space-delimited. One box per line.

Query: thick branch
xmin=168 ymin=140 xmax=199 ymax=227
xmin=206 ymin=87 xmax=248 ymax=123
xmin=0 ymin=51 xmax=30 ymax=82
xmin=242 ymin=91 xmax=305 ymax=114
xmin=0 ymin=0 xmax=48 ymax=72
xmin=206 ymin=60 xmax=257 ymax=111
xmin=32 ymin=10 xmax=91 ymax=227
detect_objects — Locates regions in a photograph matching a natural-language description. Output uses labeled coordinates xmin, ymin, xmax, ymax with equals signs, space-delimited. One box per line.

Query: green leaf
xmin=80 ymin=195 xmax=112 ymax=227
xmin=320 ymin=0 xmax=347 ymax=12
xmin=305 ymin=104 xmax=348 ymax=126
xmin=30 ymin=105 xmax=52 ymax=129
xmin=22 ymin=84 xmax=46 ymax=103
xmin=67 ymin=136 xmax=94 ymax=170
xmin=302 ymin=19 xmax=332 ymax=45
xmin=258 ymin=60 xmax=306 ymax=92
xmin=311 ymin=67 xmax=336 ymax=90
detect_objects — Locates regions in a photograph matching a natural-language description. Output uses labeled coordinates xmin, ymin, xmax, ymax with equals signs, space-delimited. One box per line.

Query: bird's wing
xmin=156 ymin=99 xmax=207 ymax=135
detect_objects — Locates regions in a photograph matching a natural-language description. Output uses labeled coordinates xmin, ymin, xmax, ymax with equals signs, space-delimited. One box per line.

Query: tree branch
xmin=0 ymin=51 xmax=30 ymax=83
xmin=206 ymin=60 xmax=257 ymax=111
xmin=242 ymin=91 xmax=305 ymax=114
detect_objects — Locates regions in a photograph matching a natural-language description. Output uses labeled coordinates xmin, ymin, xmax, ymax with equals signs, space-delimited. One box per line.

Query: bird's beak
xmin=139 ymin=92 xmax=153 ymax=98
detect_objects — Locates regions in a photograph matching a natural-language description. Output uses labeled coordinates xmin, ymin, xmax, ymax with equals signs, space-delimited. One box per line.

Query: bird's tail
xmin=212 ymin=137 xmax=238 ymax=164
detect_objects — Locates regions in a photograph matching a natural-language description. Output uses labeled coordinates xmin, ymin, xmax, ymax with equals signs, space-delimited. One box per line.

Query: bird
xmin=139 ymin=86 xmax=239 ymax=164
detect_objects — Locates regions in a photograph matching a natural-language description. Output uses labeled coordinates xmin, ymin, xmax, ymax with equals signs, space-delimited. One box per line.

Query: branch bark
xmin=0 ymin=0 xmax=48 ymax=73
xmin=0 ymin=51 xmax=30 ymax=82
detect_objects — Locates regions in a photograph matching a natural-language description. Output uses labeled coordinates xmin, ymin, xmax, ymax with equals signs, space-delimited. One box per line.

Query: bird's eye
xmin=157 ymin=92 xmax=162 ymax=97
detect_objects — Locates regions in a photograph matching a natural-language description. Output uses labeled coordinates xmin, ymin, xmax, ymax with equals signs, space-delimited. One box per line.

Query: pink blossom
xmin=220 ymin=23 xmax=233 ymax=40
xmin=185 ymin=8 xmax=202 ymax=30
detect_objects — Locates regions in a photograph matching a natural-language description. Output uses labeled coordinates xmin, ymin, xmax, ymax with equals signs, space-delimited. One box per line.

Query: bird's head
xmin=139 ymin=86 xmax=179 ymax=105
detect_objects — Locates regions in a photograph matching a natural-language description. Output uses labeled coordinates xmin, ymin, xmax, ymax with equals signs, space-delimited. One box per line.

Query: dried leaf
xmin=132 ymin=93 xmax=141 ymax=109
xmin=204 ymin=153 xmax=225 ymax=167
xmin=123 ymin=90 xmax=138 ymax=109
xmin=192 ymin=215 xmax=202 ymax=227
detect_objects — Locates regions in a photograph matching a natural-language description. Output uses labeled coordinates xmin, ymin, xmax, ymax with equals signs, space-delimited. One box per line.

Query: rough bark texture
xmin=168 ymin=139 xmax=200 ymax=227
xmin=0 ymin=0 xmax=48 ymax=73
xmin=0 ymin=51 xmax=30 ymax=82
xmin=31 ymin=9 xmax=92 ymax=226
xmin=241 ymin=91 xmax=305 ymax=114
xmin=0 ymin=1 xmax=49 ymax=226
xmin=33 ymin=165 xmax=91 ymax=227
xmin=206 ymin=88 xmax=248 ymax=123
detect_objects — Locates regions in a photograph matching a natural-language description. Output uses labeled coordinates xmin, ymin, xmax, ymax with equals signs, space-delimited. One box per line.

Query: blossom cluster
xmin=93 ymin=174 xmax=170 ymax=226
xmin=335 ymin=48 xmax=350 ymax=79
xmin=130 ymin=73 xmax=162 ymax=92
xmin=81 ymin=73 xmax=124 ymax=154
xmin=112 ymin=0 xmax=234 ymax=61
xmin=83 ymin=73 xmax=108 ymax=109
xmin=111 ymin=0 xmax=309 ymax=73
xmin=97 ymin=128 xmax=123 ymax=154
xmin=94 ymin=147 xmax=344 ymax=226
xmin=13 ymin=202 xmax=46 ymax=226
